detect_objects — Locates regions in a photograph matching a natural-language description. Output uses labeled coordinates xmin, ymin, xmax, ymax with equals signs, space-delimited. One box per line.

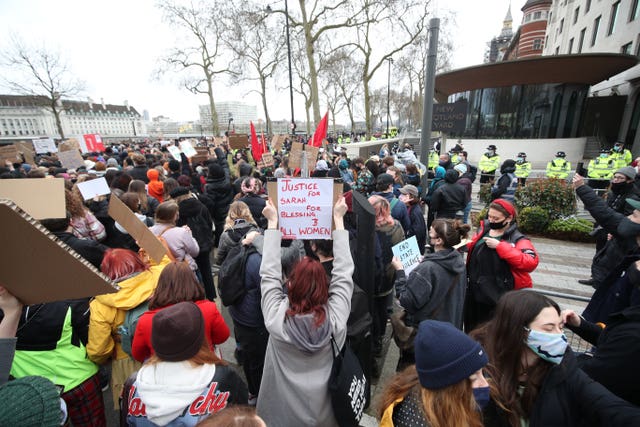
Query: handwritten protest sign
xmin=180 ymin=140 xmax=197 ymax=157
xmin=271 ymin=135 xmax=285 ymax=152
xmin=58 ymin=139 xmax=81 ymax=152
xmin=273 ymin=178 xmax=334 ymax=240
xmin=167 ymin=146 xmax=182 ymax=161
xmin=57 ymin=149 xmax=85 ymax=170
xmin=77 ymin=177 xmax=110 ymax=200
xmin=288 ymin=142 xmax=319 ymax=170
xmin=258 ymin=152 xmax=274 ymax=168
xmin=33 ymin=137 xmax=57 ymax=154
xmin=228 ymin=134 xmax=249 ymax=150
xmin=392 ymin=236 xmax=422 ymax=275
xmin=0 ymin=145 xmax=21 ymax=164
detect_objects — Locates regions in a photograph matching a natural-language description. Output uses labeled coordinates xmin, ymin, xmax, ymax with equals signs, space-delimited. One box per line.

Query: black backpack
xmin=217 ymin=239 xmax=257 ymax=307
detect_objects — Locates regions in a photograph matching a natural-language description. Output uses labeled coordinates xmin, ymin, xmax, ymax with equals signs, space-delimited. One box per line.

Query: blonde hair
xmin=224 ymin=201 xmax=257 ymax=230
xmin=368 ymin=195 xmax=394 ymax=227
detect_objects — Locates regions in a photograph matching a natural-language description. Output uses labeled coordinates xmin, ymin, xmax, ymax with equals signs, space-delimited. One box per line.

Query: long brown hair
xmin=285 ymin=257 xmax=328 ymax=327
xmin=128 ymin=180 xmax=149 ymax=212
xmin=148 ymin=261 xmax=205 ymax=310
xmin=470 ymin=291 xmax=559 ymax=426
xmin=224 ymin=201 xmax=256 ymax=230
xmin=378 ymin=365 xmax=482 ymax=427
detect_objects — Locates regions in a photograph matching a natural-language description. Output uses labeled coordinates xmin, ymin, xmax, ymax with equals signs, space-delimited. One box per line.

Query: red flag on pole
xmin=249 ymin=121 xmax=263 ymax=161
xmin=310 ymin=111 xmax=329 ymax=148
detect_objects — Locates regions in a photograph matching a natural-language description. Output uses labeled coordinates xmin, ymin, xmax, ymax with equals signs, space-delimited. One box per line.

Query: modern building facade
xmin=199 ymin=101 xmax=258 ymax=134
xmin=0 ymin=95 xmax=145 ymax=141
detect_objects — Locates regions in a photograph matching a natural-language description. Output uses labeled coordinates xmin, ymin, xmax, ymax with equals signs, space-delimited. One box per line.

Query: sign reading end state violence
xmin=277 ymin=178 xmax=334 ymax=240
xmin=392 ymin=236 xmax=421 ymax=275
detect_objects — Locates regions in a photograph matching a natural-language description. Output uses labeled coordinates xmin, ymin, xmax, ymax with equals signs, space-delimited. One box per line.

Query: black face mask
xmin=439 ymin=160 xmax=448 ymax=167
xmin=488 ymin=220 xmax=508 ymax=230
xmin=626 ymin=263 xmax=640 ymax=286
xmin=611 ymin=181 xmax=631 ymax=194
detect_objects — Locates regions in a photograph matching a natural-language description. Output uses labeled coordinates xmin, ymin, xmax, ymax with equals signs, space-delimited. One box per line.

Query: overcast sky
xmin=0 ymin=0 xmax=522 ymax=123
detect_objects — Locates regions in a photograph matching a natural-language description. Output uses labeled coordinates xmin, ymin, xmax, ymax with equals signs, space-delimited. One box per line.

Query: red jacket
xmin=131 ymin=299 xmax=230 ymax=362
xmin=466 ymin=221 xmax=539 ymax=290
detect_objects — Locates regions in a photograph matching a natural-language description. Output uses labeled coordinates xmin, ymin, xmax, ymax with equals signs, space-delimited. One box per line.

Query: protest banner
xmin=58 ymin=138 xmax=81 ymax=152
xmin=32 ymin=137 xmax=57 ymax=154
xmin=288 ymin=142 xmax=319 ymax=170
xmin=108 ymin=195 xmax=168 ymax=263
xmin=180 ymin=140 xmax=198 ymax=157
xmin=0 ymin=144 xmax=21 ymax=164
xmin=266 ymin=178 xmax=342 ymax=240
xmin=228 ymin=134 xmax=249 ymax=150
xmin=271 ymin=135 xmax=285 ymax=152
xmin=83 ymin=134 xmax=105 ymax=152
xmin=258 ymin=152 xmax=274 ymax=168
xmin=191 ymin=147 xmax=210 ymax=165
xmin=167 ymin=146 xmax=182 ymax=161
xmin=0 ymin=178 xmax=65 ymax=219
xmin=0 ymin=200 xmax=119 ymax=305
xmin=77 ymin=177 xmax=110 ymax=200
xmin=392 ymin=236 xmax=422 ymax=275
xmin=57 ymin=149 xmax=85 ymax=170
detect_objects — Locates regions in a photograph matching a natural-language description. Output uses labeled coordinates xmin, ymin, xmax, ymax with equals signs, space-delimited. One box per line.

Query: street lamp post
xmin=227 ymin=115 xmax=234 ymax=133
xmin=386 ymin=57 xmax=393 ymax=139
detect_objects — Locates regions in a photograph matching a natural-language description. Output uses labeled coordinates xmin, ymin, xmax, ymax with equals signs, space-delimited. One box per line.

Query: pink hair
xmin=368 ymin=195 xmax=394 ymax=227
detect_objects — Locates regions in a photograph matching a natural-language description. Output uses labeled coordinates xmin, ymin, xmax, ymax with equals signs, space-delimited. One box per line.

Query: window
xmin=576 ymin=28 xmax=584 ymax=52
xmin=592 ymin=15 xmax=601 ymax=46
xmin=621 ymin=42 xmax=633 ymax=54
xmin=533 ymin=39 xmax=543 ymax=50
xmin=525 ymin=13 xmax=531 ymax=22
xmin=574 ymin=7 xmax=580 ymax=24
xmin=560 ymin=18 xmax=565 ymax=33
xmin=608 ymin=1 xmax=620 ymax=35
xmin=586 ymin=0 xmax=591 ymax=13
xmin=630 ymin=0 xmax=640 ymax=21
xmin=569 ymin=38 xmax=575 ymax=53
xmin=534 ymin=11 xmax=542 ymax=19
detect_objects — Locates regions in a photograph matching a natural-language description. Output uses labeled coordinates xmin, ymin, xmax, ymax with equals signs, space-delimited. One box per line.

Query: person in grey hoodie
xmin=391 ymin=218 xmax=471 ymax=371
xmin=256 ymin=197 xmax=354 ymax=427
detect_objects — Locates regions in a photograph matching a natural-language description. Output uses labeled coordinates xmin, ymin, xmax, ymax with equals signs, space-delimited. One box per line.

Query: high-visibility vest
xmin=428 ymin=151 xmax=439 ymax=169
xmin=588 ymin=156 xmax=615 ymax=179
xmin=515 ymin=162 xmax=531 ymax=178
xmin=610 ymin=149 xmax=632 ymax=169
xmin=450 ymin=153 xmax=460 ymax=164
xmin=546 ymin=158 xmax=571 ymax=179
xmin=479 ymin=154 xmax=500 ymax=173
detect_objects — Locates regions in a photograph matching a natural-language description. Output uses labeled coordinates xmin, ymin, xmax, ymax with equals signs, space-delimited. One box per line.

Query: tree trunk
xmin=260 ymin=77 xmax=271 ymax=136
xmin=51 ymin=103 xmax=65 ymax=140
xmin=299 ymin=0 xmax=321 ymax=127
xmin=305 ymin=97 xmax=312 ymax=135
xmin=363 ymin=75 xmax=372 ymax=139
xmin=348 ymin=104 xmax=355 ymax=135
xmin=207 ymin=75 xmax=218 ymax=136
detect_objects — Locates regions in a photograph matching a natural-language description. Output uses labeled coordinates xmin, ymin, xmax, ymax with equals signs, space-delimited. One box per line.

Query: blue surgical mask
xmin=524 ymin=328 xmax=568 ymax=365
xmin=473 ymin=386 xmax=490 ymax=410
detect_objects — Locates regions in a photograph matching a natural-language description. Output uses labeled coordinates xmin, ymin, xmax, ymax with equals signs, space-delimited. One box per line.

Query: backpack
xmin=217 ymin=241 xmax=257 ymax=307
xmin=118 ymin=301 xmax=150 ymax=358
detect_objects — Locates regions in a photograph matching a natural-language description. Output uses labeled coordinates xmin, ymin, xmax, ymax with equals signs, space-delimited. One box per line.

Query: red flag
xmin=310 ymin=111 xmax=329 ymax=148
xmin=249 ymin=122 xmax=263 ymax=161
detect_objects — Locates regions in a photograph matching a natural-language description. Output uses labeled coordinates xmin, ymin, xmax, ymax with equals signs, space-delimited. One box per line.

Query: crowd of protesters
xmin=0 ymin=135 xmax=640 ymax=426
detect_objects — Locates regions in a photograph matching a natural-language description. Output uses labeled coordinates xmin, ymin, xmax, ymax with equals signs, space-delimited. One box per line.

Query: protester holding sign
xmin=391 ymin=219 xmax=470 ymax=370
xmin=256 ymin=197 xmax=355 ymax=426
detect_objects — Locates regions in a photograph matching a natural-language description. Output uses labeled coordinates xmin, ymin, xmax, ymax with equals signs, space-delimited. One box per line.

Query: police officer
xmin=427 ymin=145 xmax=439 ymax=178
xmin=610 ymin=141 xmax=632 ymax=169
xmin=546 ymin=151 xmax=571 ymax=179
xmin=478 ymin=144 xmax=500 ymax=184
xmin=515 ymin=152 xmax=531 ymax=185
xmin=588 ymin=148 xmax=616 ymax=190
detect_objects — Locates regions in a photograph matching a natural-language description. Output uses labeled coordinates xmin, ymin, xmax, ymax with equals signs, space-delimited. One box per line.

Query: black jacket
xmin=238 ymin=194 xmax=267 ymax=230
xmin=569 ymin=305 xmax=640 ymax=406
xmin=430 ymin=171 xmax=466 ymax=219
xmin=53 ymin=231 xmax=108 ymax=269
xmin=203 ymin=177 xmax=234 ymax=225
xmin=175 ymin=196 xmax=214 ymax=254
xmin=406 ymin=203 xmax=427 ymax=254
xmin=483 ymin=349 xmax=640 ymax=427
xmin=126 ymin=165 xmax=149 ymax=183
xmin=576 ymin=185 xmax=640 ymax=286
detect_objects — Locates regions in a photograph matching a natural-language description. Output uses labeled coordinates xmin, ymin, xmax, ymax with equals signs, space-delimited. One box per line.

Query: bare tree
xmin=322 ymin=50 xmax=362 ymax=134
xmin=222 ymin=1 xmax=285 ymax=135
xmin=349 ymin=0 xmax=428 ymax=137
xmin=0 ymin=36 xmax=84 ymax=139
xmin=156 ymin=0 xmax=234 ymax=136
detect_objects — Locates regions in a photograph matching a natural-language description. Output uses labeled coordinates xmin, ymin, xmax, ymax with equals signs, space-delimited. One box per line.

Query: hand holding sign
xmin=263 ymin=198 xmax=278 ymax=229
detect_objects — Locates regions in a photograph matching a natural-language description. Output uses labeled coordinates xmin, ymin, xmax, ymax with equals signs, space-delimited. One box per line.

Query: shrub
xmin=545 ymin=216 xmax=595 ymax=242
xmin=518 ymin=206 xmax=550 ymax=233
xmin=478 ymin=183 xmax=493 ymax=204
xmin=473 ymin=207 xmax=488 ymax=228
xmin=515 ymin=178 xmax=576 ymax=220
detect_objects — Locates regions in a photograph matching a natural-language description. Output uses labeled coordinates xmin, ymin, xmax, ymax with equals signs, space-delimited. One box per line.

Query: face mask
xmin=439 ymin=160 xmax=448 ymax=167
xmin=488 ymin=220 xmax=508 ymax=230
xmin=486 ymin=151 xmax=494 ymax=156
xmin=473 ymin=386 xmax=490 ymax=410
xmin=516 ymin=157 xmax=524 ymax=164
xmin=611 ymin=181 xmax=631 ymax=194
xmin=600 ymin=153 xmax=608 ymax=158
xmin=525 ymin=328 xmax=568 ymax=365
xmin=625 ymin=263 xmax=640 ymax=286
xmin=614 ymin=146 xmax=622 ymax=152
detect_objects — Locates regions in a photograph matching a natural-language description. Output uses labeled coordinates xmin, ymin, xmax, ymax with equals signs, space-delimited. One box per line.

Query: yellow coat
xmin=87 ymin=256 xmax=171 ymax=364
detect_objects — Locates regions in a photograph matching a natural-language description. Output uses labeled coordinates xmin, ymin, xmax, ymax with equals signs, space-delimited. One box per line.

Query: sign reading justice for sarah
xmin=277 ymin=178 xmax=334 ymax=239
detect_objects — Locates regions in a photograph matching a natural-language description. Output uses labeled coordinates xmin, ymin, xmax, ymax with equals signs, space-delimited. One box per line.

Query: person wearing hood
xmin=312 ymin=159 xmax=329 ymax=177
xmin=454 ymin=163 xmax=474 ymax=224
xmin=373 ymin=173 xmax=411 ymax=235
xmin=204 ymin=162 xmax=234 ymax=247
xmin=125 ymin=301 xmax=247 ymax=426
xmin=490 ymin=159 xmax=518 ymax=202
xmin=391 ymin=219 xmax=471 ymax=370
xmin=429 ymin=169 xmax=467 ymax=221
xmin=478 ymin=145 xmax=500 ymax=184
xmin=127 ymin=153 xmax=149 ymax=183
xmin=88 ymin=248 xmax=171 ymax=408
xmin=256 ymin=197 xmax=353 ymax=426
xmin=147 ymin=168 xmax=164 ymax=203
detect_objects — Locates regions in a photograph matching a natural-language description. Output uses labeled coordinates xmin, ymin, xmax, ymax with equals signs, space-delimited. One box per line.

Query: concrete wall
xmin=445 ymin=137 xmax=587 ymax=169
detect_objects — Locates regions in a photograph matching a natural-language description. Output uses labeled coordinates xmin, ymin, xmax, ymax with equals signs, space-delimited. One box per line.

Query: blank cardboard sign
xmin=0 ymin=178 xmax=66 ymax=219
xmin=0 ymin=200 xmax=119 ymax=305
xmin=108 ymin=195 xmax=168 ymax=264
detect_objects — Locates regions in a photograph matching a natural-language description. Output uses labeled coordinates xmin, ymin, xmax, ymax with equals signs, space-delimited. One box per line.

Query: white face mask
xmin=524 ymin=328 xmax=568 ymax=365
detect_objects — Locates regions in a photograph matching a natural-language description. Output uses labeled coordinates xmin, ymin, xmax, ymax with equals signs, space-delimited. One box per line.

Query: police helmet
xmin=517 ymin=152 xmax=526 ymax=157
xmin=600 ymin=147 xmax=612 ymax=154
xmin=556 ymin=151 xmax=566 ymax=158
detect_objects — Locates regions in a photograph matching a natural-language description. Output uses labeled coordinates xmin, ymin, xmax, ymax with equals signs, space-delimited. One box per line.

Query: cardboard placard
xmin=228 ymin=134 xmax=249 ymax=150
xmin=392 ymin=236 xmax=421 ymax=275
xmin=271 ymin=135 xmax=286 ymax=152
xmin=15 ymin=141 xmax=36 ymax=165
xmin=258 ymin=152 xmax=274 ymax=168
xmin=266 ymin=178 xmax=342 ymax=240
xmin=58 ymin=139 xmax=81 ymax=152
xmin=180 ymin=140 xmax=197 ymax=157
xmin=108 ymin=195 xmax=168 ymax=264
xmin=33 ymin=137 xmax=58 ymax=154
xmin=167 ymin=146 xmax=182 ymax=161
xmin=76 ymin=177 xmax=111 ymax=200
xmin=288 ymin=142 xmax=319 ymax=170
xmin=0 ymin=178 xmax=65 ymax=219
xmin=0 ymin=144 xmax=21 ymax=164
xmin=0 ymin=200 xmax=119 ymax=305
xmin=192 ymin=148 xmax=210 ymax=165
xmin=57 ymin=149 xmax=85 ymax=170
